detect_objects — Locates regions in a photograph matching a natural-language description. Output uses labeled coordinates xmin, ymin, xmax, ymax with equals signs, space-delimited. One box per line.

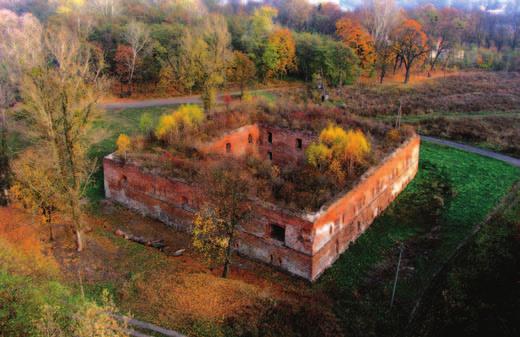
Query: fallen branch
xmin=115 ymin=229 xmax=166 ymax=250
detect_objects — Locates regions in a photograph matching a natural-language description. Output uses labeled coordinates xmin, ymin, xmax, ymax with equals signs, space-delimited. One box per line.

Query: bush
xmin=0 ymin=238 xmax=127 ymax=337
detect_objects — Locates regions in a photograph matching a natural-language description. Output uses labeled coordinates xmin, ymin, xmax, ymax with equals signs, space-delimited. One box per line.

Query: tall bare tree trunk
xmin=0 ymin=109 xmax=9 ymax=206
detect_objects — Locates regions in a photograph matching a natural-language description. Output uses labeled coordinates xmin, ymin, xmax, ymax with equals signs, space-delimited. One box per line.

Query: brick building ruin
xmin=104 ymin=124 xmax=420 ymax=281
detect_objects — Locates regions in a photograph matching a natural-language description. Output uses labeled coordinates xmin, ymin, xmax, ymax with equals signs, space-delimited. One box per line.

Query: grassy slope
xmin=409 ymin=184 xmax=520 ymax=337
xmin=319 ymin=141 xmax=520 ymax=336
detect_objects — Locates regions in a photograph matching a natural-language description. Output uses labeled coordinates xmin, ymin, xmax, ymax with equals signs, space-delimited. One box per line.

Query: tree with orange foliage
xmin=392 ymin=19 xmax=429 ymax=83
xmin=10 ymin=148 xmax=62 ymax=241
xmin=114 ymin=44 xmax=134 ymax=96
xmin=263 ymin=28 xmax=296 ymax=79
xmin=336 ymin=17 xmax=376 ymax=70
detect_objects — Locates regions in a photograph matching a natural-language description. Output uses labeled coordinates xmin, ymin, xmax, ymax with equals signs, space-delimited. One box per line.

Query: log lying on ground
xmin=115 ymin=229 xmax=166 ymax=250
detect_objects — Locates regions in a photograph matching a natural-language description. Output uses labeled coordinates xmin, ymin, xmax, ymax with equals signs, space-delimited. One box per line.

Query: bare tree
xmin=360 ymin=0 xmax=401 ymax=83
xmin=123 ymin=20 xmax=150 ymax=95
xmin=88 ymin=0 xmax=121 ymax=17
xmin=0 ymin=10 xmax=43 ymax=205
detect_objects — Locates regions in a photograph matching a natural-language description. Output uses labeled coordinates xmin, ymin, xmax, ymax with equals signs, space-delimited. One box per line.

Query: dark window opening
xmin=182 ymin=196 xmax=189 ymax=207
xmin=267 ymin=151 xmax=273 ymax=160
xmin=296 ymin=138 xmax=302 ymax=149
xmin=248 ymin=134 xmax=253 ymax=144
xmin=268 ymin=132 xmax=273 ymax=144
xmin=270 ymin=224 xmax=285 ymax=242
xmin=336 ymin=239 xmax=339 ymax=254
xmin=226 ymin=143 xmax=231 ymax=153
xmin=120 ymin=175 xmax=128 ymax=187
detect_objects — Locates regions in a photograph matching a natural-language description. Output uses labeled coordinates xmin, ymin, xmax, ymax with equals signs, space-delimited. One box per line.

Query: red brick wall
xmin=199 ymin=124 xmax=315 ymax=166
xmin=308 ymin=135 xmax=421 ymax=280
xmin=104 ymin=131 xmax=420 ymax=281
xmin=104 ymin=155 xmax=315 ymax=279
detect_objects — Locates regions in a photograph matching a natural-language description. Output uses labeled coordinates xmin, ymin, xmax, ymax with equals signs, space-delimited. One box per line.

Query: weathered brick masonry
xmin=104 ymin=125 xmax=420 ymax=281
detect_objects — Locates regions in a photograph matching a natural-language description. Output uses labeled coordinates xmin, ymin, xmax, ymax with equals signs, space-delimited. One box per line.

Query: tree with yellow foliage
xmin=10 ymin=148 xmax=62 ymax=241
xmin=116 ymin=134 xmax=131 ymax=161
xmin=336 ymin=17 xmax=376 ymax=70
xmin=263 ymin=28 xmax=296 ymax=80
xmin=305 ymin=142 xmax=332 ymax=169
xmin=342 ymin=129 xmax=371 ymax=175
xmin=155 ymin=104 xmax=205 ymax=145
xmin=307 ymin=124 xmax=371 ymax=177
xmin=192 ymin=162 xmax=251 ymax=278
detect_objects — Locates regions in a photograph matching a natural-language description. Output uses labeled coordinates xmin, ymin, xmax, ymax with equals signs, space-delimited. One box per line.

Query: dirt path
xmin=99 ymin=87 xmax=300 ymax=110
xmin=421 ymin=135 xmax=520 ymax=168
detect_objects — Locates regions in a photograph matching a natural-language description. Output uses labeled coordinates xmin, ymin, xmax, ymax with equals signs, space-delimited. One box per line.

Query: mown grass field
xmin=319 ymin=141 xmax=520 ymax=336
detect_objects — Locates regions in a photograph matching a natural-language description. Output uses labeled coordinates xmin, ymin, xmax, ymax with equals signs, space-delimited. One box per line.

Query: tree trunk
xmin=76 ymin=228 xmax=84 ymax=252
xmin=379 ymin=63 xmax=387 ymax=84
xmin=0 ymin=110 xmax=9 ymax=206
xmin=430 ymin=51 xmax=442 ymax=72
xmin=44 ymin=207 xmax=54 ymax=241
xmin=393 ymin=55 xmax=399 ymax=74
xmin=404 ymin=66 xmax=411 ymax=84
xmin=70 ymin=196 xmax=84 ymax=252
xmin=222 ymin=234 xmax=234 ymax=278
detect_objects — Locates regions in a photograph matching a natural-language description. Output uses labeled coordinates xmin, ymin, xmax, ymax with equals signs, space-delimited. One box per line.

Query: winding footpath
xmin=99 ymin=87 xmax=299 ymax=110
xmin=421 ymin=135 xmax=520 ymax=168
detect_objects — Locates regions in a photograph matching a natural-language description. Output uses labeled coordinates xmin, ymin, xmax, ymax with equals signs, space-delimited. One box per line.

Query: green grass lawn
xmin=319 ymin=141 xmax=520 ymax=337
xmin=86 ymin=106 xmax=177 ymax=204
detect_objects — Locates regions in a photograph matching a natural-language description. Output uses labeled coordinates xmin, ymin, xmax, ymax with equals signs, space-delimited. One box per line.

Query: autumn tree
xmin=306 ymin=124 xmax=371 ymax=177
xmin=139 ymin=112 xmax=154 ymax=139
xmin=10 ymin=148 xmax=61 ymax=241
xmin=241 ymin=6 xmax=278 ymax=57
xmin=122 ymin=20 xmax=150 ymax=95
xmin=278 ymin=0 xmax=312 ymax=31
xmin=178 ymin=14 xmax=231 ymax=111
xmin=359 ymin=0 xmax=401 ymax=83
xmin=393 ymin=19 xmax=429 ymax=83
xmin=0 ymin=10 xmax=43 ymax=205
xmin=336 ymin=17 xmax=376 ymax=71
xmin=155 ymin=104 xmax=204 ymax=145
xmin=116 ymin=134 xmax=131 ymax=161
xmin=263 ymin=28 xmax=296 ymax=80
xmin=294 ymin=32 xmax=359 ymax=86
xmin=308 ymin=2 xmax=343 ymax=35
xmin=227 ymin=51 xmax=256 ymax=97
xmin=20 ymin=27 xmax=107 ymax=251
xmin=193 ymin=162 xmax=252 ymax=278
xmin=114 ymin=44 xmax=134 ymax=96
xmin=419 ymin=7 xmax=465 ymax=71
